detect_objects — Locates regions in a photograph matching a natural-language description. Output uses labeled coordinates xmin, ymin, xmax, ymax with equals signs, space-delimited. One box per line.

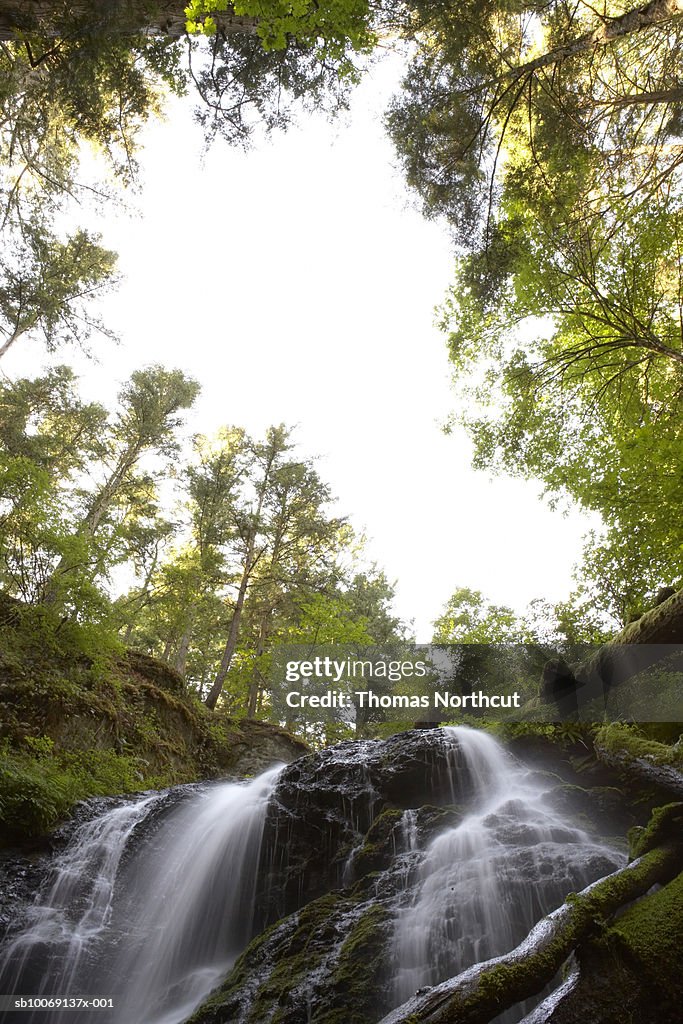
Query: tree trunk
xmin=0 ymin=324 xmax=29 ymax=359
xmin=42 ymin=445 xmax=139 ymax=605
xmin=204 ymin=541 xmax=253 ymax=710
xmin=379 ymin=841 xmax=683 ymax=1024
xmin=173 ymin=611 xmax=194 ymax=676
xmin=247 ymin=611 xmax=269 ymax=717
xmin=477 ymin=0 xmax=683 ymax=92
xmin=0 ymin=1 xmax=259 ymax=41
xmin=540 ymin=587 xmax=683 ymax=718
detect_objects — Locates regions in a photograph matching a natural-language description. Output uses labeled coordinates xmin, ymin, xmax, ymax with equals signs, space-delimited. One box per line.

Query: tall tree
xmin=168 ymin=427 xmax=248 ymax=674
xmin=0 ymin=366 xmax=106 ymax=602
xmin=0 ymin=222 xmax=117 ymax=360
xmin=0 ymin=0 xmax=375 ymax=153
xmin=43 ymin=365 xmax=199 ymax=606
xmin=204 ymin=425 xmax=346 ymax=710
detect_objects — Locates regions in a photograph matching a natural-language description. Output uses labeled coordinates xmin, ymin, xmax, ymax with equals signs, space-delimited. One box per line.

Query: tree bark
xmin=595 ymin=85 xmax=683 ymax=107
xmin=379 ymin=841 xmax=683 ymax=1024
xmin=204 ymin=538 xmax=253 ymax=710
xmin=475 ymin=0 xmax=683 ymax=93
xmin=0 ymin=1 xmax=259 ymax=41
xmin=574 ymin=587 xmax=683 ymax=691
xmin=247 ymin=611 xmax=269 ymax=717
xmin=540 ymin=588 xmax=683 ymax=718
xmin=173 ymin=610 xmax=195 ymax=676
xmin=0 ymin=324 xmax=30 ymax=359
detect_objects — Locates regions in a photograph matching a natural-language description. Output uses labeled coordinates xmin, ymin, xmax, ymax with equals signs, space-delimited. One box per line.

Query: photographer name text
xmin=284 ymin=690 xmax=522 ymax=709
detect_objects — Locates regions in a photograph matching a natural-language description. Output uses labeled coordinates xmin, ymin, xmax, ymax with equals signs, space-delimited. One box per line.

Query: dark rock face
xmin=255 ymin=729 xmax=468 ymax=922
xmin=0 ymin=850 xmax=48 ymax=935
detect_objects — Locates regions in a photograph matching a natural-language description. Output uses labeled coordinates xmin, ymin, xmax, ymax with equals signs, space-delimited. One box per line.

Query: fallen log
xmin=377 ymin=841 xmax=683 ymax=1024
xmin=594 ymin=738 xmax=683 ymax=800
xmin=579 ymin=586 xmax=683 ymax=685
xmin=538 ymin=587 xmax=683 ymax=717
xmin=516 ymin=969 xmax=580 ymax=1024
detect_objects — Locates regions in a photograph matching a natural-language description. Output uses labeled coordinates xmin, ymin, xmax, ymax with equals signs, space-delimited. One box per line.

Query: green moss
xmin=595 ymin=724 xmax=683 ymax=769
xmin=329 ymin=902 xmax=388 ymax=994
xmin=191 ymin=892 xmax=391 ymax=1024
xmin=609 ymin=870 xmax=683 ymax=993
xmin=628 ymin=803 xmax=683 ymax=860
xmin=0 ymin=598 xmax=275 ymax=843
xmin=352 ymin=808 xmax=404 ymax=876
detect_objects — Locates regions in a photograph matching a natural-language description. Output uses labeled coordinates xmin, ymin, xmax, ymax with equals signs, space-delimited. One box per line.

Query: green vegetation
xmin=384 ymin=0 xmax=683 ymax=627
xmin=0 ymin=0 xmax=681 ymax=838
xmin=0 ymin=595 xmax=301 ymax=839
xmin=596 ymin=724 xmax=683 ymax=770
xmin=0 ymin=361 xmax=405 ymax=729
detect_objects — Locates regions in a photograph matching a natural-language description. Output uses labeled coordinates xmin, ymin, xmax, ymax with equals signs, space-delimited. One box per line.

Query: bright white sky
xmin=6 ymin=52 xmax=595 ymax=639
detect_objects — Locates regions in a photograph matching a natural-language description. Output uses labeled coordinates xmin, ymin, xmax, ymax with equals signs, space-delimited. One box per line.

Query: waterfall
xmin=0 ymin=766 xmax=282 ymax=1024
xmin=392 ymin=726 xmax=624 ymax=1016
xmin=1 ymin=727 xmax=631 ymax=1024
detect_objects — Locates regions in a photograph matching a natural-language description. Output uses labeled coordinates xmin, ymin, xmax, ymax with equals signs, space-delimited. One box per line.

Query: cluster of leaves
xmin=0 ymin=16 xmax=187 ymax=361
xmin=386 ymin=0 xmax=683 ymax=624
xmin=185 ymin=0 xmax=375 ymax=60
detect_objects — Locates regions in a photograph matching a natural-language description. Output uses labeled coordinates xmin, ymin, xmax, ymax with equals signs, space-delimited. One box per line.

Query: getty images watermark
xmin=269 ymin=644 xmax=683 ymax=723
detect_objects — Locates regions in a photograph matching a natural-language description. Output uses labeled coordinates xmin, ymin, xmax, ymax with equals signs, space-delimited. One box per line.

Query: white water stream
xmin=0 ymin=767 xmax=282 ymax=1024
xmin=392 ymin=726 xmax=624 ymax=1013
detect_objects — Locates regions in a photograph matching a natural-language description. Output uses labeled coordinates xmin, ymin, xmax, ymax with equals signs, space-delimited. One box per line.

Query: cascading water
xmin=391 ymin=727 xmax=624 ymax=1019
xmin=0 ymin=766 xmax=282 ymax=1024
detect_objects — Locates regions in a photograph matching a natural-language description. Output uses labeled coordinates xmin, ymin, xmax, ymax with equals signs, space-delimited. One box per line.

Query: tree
xmin=163 ymin=427 xmax=249 ymax=675
xmin=0 ymin=366 xmax=107 ymax=602
xmin=43 ymin=365 xmax=199 ymax=606
xmin=387 ymin=0 xmax=683 ymax=240
xmin=119 ymin=424 xmax=357 ymax=714
xmin=0 ymin=0 xmax=375 ymax=152
xmin=433 ymin=587 xmax=525 ymax=645
xmin=0 ymin=1 xmax=379 ymax=368
xmin=204 ymin=425 xmax=346 ymax=710
xmin=385 ymin=1 xmax=683 ymax=624
xmin=0 ymin=221 xmax=117 ymax=359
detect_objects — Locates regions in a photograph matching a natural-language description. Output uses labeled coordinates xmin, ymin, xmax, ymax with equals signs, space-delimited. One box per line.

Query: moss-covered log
xmin=378 ymin=842 xmax=683 ymax=1024
xmin=517 ymin=866 xmax=683 ymax=1024
xmin=576 ymin=587 xmax=683 ymax=689
xmin=539 ymin=588 xmax=683 ymax=717
xmin=594 ymin=732 xmax=683 ymax=800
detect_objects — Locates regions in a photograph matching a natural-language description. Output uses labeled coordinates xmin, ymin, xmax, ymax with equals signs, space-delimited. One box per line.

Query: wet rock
xmin=0 ymin=849 xmax=49 ymax=937
xmin=541 ymin=784 xmax=635 ymax=837
xmin=256 ymin=730 xmax=472 ymax=921
xmin=189 ymin=892 xmax=395 ymax=1024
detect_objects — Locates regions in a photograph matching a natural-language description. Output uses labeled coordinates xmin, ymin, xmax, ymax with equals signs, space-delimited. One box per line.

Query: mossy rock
xmin=609 ymin=869 xmax=683 ymax=990
xmin=352 ymin=808 xmax=405 ymax=876
xmin=190 ymin=893 xmax=392 ymax=1024
xmin=558 ymin=870 xmax=683 ymax=1024
xmin=0 ymin=599 xmax=308 ymax=843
